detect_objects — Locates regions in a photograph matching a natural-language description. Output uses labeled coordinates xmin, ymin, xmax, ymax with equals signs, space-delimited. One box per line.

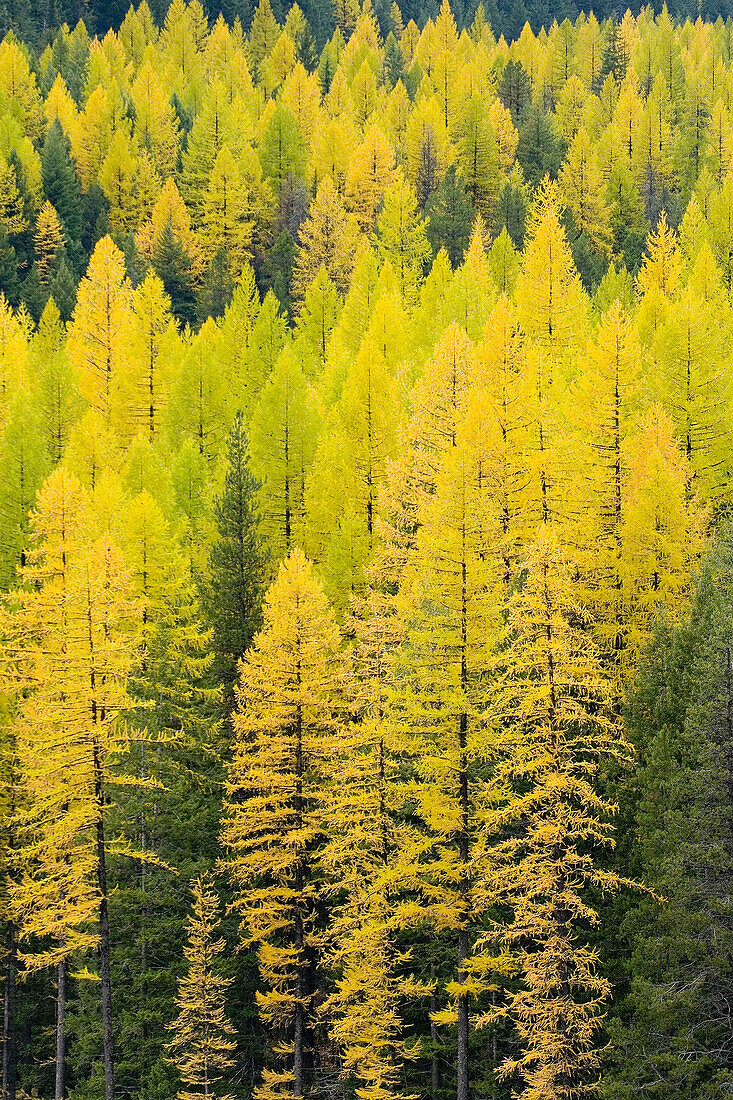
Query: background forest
xmin=1 ymin=3 xmax=733 ymax=1100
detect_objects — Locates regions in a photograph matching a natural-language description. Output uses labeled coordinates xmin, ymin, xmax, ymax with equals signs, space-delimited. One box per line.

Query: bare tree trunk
xmin=3 ymin=920 xmax=16 ymax=1100
xmin=430 ymin=963 xmax=441 ymax=1100
xmin=55 ymin=956 xmax=66 ymax=1100
xmin=94 ymin=746 xmax=115 ymax=1100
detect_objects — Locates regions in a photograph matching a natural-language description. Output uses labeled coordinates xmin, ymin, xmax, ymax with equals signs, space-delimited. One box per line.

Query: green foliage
xmin=426 ymin=165 xmax=475 ymax=268
xmin=1 ymin=7 xmax=733 ymax=1100
xmin=203 ymin=413 xmax=267 ymax=714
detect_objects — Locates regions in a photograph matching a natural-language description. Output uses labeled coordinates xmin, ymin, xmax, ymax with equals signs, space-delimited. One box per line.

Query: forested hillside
xmin=1 ymin=3 xmax=733 ymax=1100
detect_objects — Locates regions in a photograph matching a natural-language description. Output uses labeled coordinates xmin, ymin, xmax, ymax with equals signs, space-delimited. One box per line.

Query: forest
xmin=0 ymin=1 xmax=733 ymax=1099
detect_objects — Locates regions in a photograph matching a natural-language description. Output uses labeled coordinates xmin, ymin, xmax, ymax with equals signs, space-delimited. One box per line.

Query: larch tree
xmin=515 ymin=177 xmax=588 ymax=368
xmin=653 ymin=246 xmax=733 ymax=502
xmin=295 ymin=265 xmax=341 ymax=365
xmin=455 ymin=93 xmax=500 ymax=221
xmin=374 ymin=171 xmax=431 ymax=305
xmin=259 ymin=102 xmax=307 ymax=197
xmin=306 ymin=332 xmax=400 ymax=608
xmin=125 ymin=273 xmax=181 ymax=443
xmin=221 ymin=549 xmax=343 ymax=1100
xmin=0 ymin=388 xmax=49 ymax=589
xmin=167 ymin=877 xmax=237 ymax=1100
xmin=164 ymin=320 xmax=232 ymax=468
xmin=292 ymin=177 xmax=360 ymax=301
xmin=322 ymin=581 xmax=424 ymax=1100
xmin=377 ymin=323 xmax=474 ymax=594
xmin=33 ymin=201 xmax=63 ymax=286
xmin=67 ymin=236 xmax=133 ymax=430
xmin=4 ymin=467 xmax=139 ymax=1100
xmin=201 ymin=145 xmax=255 ymax=278
xmin=558 ymin=126 xmax=612 ymax=254
xmin=620 ymin=406 xmax=707 ymax=663
xmin=30 ymin=299 xmax=82 ymax=467
xmin=462 ymin=295 xmax=527 ymax=586
xmin=0 ymin=697 xmax=21 ymax=1100
xmin=249 ymin=343 xmax=318 ymax=560
xmin=484 ymin=526 xmax=632 ymax=1100
xmin=389 ymin=429 xmax=504 ymax=1100
xmin=0 ymin=296 xmax=28 ymax=434
xmin=570 ymin=301 xmax=643 ymax=664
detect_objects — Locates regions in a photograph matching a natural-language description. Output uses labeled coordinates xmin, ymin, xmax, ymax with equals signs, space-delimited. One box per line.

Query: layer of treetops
xmin=0 ymin=2 xmax=733 ymax=1100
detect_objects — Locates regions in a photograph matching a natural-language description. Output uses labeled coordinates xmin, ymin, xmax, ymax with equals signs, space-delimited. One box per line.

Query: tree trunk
xmin=293 ymin=990 xmax=305 ymax=1099
xmin=3 ymin=920 xmax=16 ymax=1100
xmin=55 ymin=956 xmax=66 ymax=1100
xmin=457 ymin=538 xmax=470 ymax=1100
xmin=94 ymin=746 xmax=115 ymax=1100
xmin=430 ymin=962 xmax=441 ymax=1100
xmin=293 ymin=697 xmax=304 ymax=1100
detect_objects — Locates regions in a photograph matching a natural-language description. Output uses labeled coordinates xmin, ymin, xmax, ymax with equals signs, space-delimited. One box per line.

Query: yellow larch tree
xmin=389 ymin=428 xmax=504 ymax=1100
xmin=131 ymin=58 xmax=182 ymax=177
xmin=201 ymin=144 xmax=255 ymax=277
xmin=473 ymin=293 xmax=526 ymax=573
xmin=249 ymin=343 xmax=318 ymax=560
xmin=515 ymin=177 xmax=589 ymax=368
xmin=558 ymin=126 xmax=612 ymax=254
xmin=167 ymin=877 xmax=237 ymax=1100
xmin=653 ymin=244 xmax=733 ymax=501
xmin=635 ymin=210 xmax=683 ymax=344
xmin=123 ymin=274 xmax=181 ymax=443
xmin=292 ymin=177 xmax=361 ymax=300
xmin=620 ymin=406 xmax=708 ymax=663
xmin=164 ymin=320 xmax=232 ymax=468
xmin=67 ymin=235 xmax=133 ymax=429
xmin=484 ymin=526 xmax=632 ymax=1100
xmin=0 ymin=296 xmax=28 ymax=434
xmin=373 ymin=171 xmax=431 ymax=305
xmin=33 ymin=201 xmax=63 ymax=286
xmin=99 ymin=129 xmax=140 ymax=236
xmin=345 ymin=124 xmax=397 ymax=233
xmin=135 ymin=178 xmax=204 ymax=277
xmin=221 ymin=549 xmax=343 ymax=1100
xmin=322 ymin=584 xmax=424 ymax=1100
xmin=570 ymin=302 xmax=644 ymax=662
xmin=295 ymin=265 xmax=341 ymax=365
xmin=306 ymin=332 xmax=400 ymax=608
xmin=4 ymin=467 xmax=138 ymax=1100
xmin=378 ymin=323 xmax=474 ymax=593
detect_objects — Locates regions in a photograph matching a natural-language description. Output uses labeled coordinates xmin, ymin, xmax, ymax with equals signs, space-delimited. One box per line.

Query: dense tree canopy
xmin=1 ymin=4 xmax=733 ymax=1100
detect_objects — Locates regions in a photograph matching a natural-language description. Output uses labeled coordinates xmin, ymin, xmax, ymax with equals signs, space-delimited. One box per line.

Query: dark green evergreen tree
xmin=196 ymin=249 xmax=234 ymax=324
xmin=152 ymin=219 xmax=197 ymax=329
xmin=171 ymin=92 xmax=193 ymax=150
xmin=383 ymin=32 xmax=405 ymax=87
xmin=605 ymin=527 xmax=733 ymax=1100
xmin=425 ymin=165 xmax=475 ymax=267
xmin=203 ymin=412 xmax=267 ymax=718
xmin=81 ymin=183 xmax=110 ymax=259
xmin=42 ymin=118 xmax=84 ymax=268
xmin=492 ymin=176 xmax=528 ymax=248
xmin=0 ymin=227 xmax=20 ymax=309
xmin=259 ymin=229 xmax=295 ymax=318
xmin=22 ymin=264 xmax=49 ymax=324
xmin=600 ymin=14 xmax=628 ymax=85
xmin=498 ymin=59 xmax=532 ymax=121
xmin=49 ymin=256 xmax=78 ymax=323
xmin=123 ymin=231 xmax=149 ymax=290
xmin=516 ymin=103 xmax=567 ymax=187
